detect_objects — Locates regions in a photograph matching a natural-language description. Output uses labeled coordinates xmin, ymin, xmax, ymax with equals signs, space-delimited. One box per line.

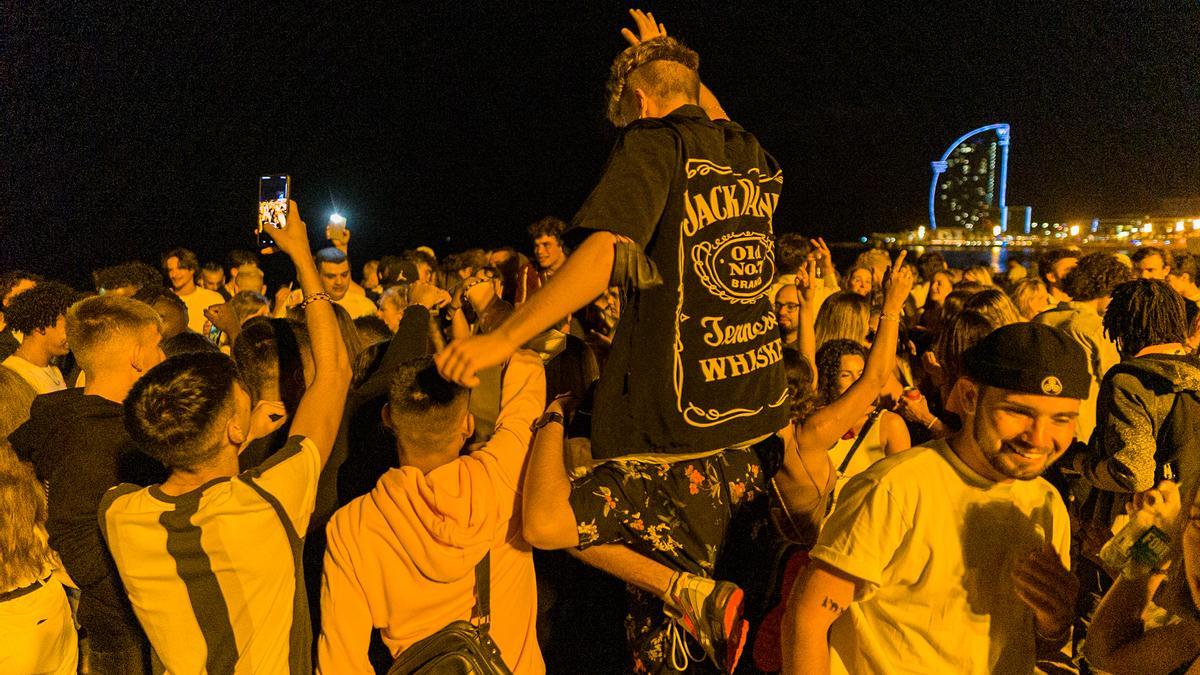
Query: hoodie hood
xmin=362 ymin=454 xmax=511 ymax=583
xmin=1112 ymin=353 xmax=1200 ymax=395
xmin=10 ymin=388 xmax=85 ymax=469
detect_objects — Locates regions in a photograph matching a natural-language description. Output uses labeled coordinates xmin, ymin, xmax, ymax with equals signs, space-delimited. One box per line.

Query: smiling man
xmin=785 ymin=322 xmax=1089 ymax=674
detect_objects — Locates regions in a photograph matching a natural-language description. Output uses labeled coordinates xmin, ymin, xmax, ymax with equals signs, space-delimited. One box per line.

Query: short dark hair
xmin=315 ymin=247 xmax=348 ymax=266
xmin=353 ymin=315 xmax=391 ymax=345
xmin=387 ymin=356 xmax=468 ymax=437
xmin=225 ymin=249 xmax=259 ymax=271
xmin=775 ymin=233 xmax=812 ymax=275
xmin=124 ymin=352 xmax=239 ymax=470
xmin=201 ymin=261 xmax=224 ymax=275
xmin=232 ymin=318 xmax=305 ymax=411
xmin=161 ymin=248 xmax=199 ymax=272
xmin=1172 ymin=252 xmax=1199 ymax=282
xmin=527 ymin=216 xmax=567 ymax=244
xmin=917 ymin=252 xmax=948 ymax=281
xmin=133 ymin=285 xmax=186 ymax=314
xmin=161 ymin=331 xmax=221 ymax=357
xmin=1038 ymin=248 xmax=1080 ymax=283
xmin=4 ymin=281 xmax=80 ymax=334
xmin=0 ymin=271 xmax=42 ymax=307
xmin=1061 ymin=252 xmax=1132 ymax=302
xmin=1131 ymin=246 xmax=1172 ymax=268
xmin=93 ymin=261 xmax=161 ymax=293
xmin=1103 ymin=280 xmax=1188 ymax=359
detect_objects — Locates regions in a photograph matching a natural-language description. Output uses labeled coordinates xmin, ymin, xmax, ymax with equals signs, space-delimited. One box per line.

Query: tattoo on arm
xmin=820 ymin=596 xmax=846 ymax=615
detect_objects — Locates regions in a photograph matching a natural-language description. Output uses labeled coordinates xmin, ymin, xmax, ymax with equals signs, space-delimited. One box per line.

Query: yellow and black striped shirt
xmin=100 ymin=435 xmax=319 ymax=674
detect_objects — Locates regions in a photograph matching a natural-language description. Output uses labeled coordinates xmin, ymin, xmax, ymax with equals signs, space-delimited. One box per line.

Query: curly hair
xmin=4 ymin=281 xmax=80 ymax=335
xmin=124 ymin=352 xmax=240 ymax=470
xmin=816 ymin=339 xmax=868 ymax=407
xmin=93 ymin=261 xmax=163 ymax=294
xmin=0 ymin=271 xmax=42 ymax=307
xmin=775 ymin=233 xmax=812 ymax=276
xmin=606 ymin=36 xmax=700 ymax=127
xmin=527 ymin=216 xmax=568 ymax=244
xmin=781 ymin=347 xmax=817 ymax=423
xmin=1062 ymin=252 xmax=1132 ymax=302
xmin=1103 ymin=280 xmax=1188 ymax=359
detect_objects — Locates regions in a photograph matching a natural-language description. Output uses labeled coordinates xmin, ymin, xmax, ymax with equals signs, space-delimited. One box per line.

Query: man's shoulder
xmin=860 ymin=442 xmax=948 ymax=484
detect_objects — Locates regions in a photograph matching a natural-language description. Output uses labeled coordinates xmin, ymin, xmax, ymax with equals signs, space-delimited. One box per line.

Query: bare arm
xmin=436 ymin=231 xmax=616 ymax=386
xmin=521 ymin=398 xmax=580 ymax=550
xmin=795 ymin=260 xmax=818 ymax=388
xmin=782 ymin=560 xmax=858 ymax=675
xmin=270 ymin=201 xmax=352 ymax=466
xmin=1083 ymin=572 xmax=1200 ymax=673
xmin=794 ymin=253 xmax=912 ymax=456
xmin=879 ymin=411 xmax=911 ymax=456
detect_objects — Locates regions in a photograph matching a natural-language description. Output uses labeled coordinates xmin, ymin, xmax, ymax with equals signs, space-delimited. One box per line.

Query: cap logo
xmin=1041 ymin=376 xmax=1063 ymax=396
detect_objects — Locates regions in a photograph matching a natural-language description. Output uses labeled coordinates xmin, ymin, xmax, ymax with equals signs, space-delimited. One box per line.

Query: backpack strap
xmin=837 ymin=407 xmax=885 ymax=477
xmin=472 ymin=551 xmax=492 ymax=633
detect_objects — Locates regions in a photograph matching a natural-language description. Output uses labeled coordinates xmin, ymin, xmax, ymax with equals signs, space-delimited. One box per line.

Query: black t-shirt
xmin=572 ymin=105 xmax=789 ymax=457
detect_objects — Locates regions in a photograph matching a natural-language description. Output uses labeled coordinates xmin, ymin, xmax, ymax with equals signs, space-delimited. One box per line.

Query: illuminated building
xmin=929 ymin=124 xmax=1010 ymax=231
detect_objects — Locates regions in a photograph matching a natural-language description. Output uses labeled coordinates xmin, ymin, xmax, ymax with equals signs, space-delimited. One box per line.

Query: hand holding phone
xmin=257 ymin=174 xmax=291 ymax=249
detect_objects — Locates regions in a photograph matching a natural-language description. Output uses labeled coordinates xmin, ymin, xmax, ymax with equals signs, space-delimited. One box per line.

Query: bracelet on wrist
xmin=879 ymin=311 xmax=901 ymax=322
xmin=924 ymin=417 xmax=938 ymax=430
xmin=300 ymin=292 xmax=332 ymax=309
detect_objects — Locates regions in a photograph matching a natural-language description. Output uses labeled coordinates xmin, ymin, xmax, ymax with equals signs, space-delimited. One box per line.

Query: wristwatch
xmin=531 ymin=411 xmax=565 ymax=432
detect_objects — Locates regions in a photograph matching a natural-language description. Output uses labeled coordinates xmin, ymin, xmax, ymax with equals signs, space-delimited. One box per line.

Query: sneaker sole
xmin=712 ymin=584 xmax=746 ymax=672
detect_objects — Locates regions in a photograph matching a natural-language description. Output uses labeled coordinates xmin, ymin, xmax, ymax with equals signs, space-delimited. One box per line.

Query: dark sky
xmin=5 ymin=2 xmax=1198 ymax=287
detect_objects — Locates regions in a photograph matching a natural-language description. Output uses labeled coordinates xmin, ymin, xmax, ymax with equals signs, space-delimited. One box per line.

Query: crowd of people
xmin=3 ymin=9 xmax=1200 ymax=675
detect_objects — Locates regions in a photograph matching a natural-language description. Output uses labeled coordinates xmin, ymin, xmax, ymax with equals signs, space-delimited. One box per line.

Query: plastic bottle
xmin=1099 ymin=508 xmax=1173 ymax=578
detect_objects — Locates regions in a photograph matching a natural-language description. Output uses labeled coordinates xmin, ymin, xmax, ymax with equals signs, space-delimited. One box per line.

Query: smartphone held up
xmin=257 ymin=174 xmax=291 ymax=249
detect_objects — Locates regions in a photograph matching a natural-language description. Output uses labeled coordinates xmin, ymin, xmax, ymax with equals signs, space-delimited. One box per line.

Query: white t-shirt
xmin=333 ymin=292 xmax=377 ymax=319
xmin=2 ymin=355 xmax=66 ymax=394
xmin=177 ymin=287 xmax=226 ymax=334
xmin=811 ymin=440 xmax=1071 ymax=675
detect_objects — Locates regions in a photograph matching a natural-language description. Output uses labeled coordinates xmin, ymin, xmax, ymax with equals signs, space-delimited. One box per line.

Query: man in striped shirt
xmin=100 ymin=201 xmax=351 ymax=673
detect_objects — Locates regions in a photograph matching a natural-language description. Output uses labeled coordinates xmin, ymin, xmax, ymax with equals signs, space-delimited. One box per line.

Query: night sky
xmin=5 ymin=2 xmax=1198 ymax=288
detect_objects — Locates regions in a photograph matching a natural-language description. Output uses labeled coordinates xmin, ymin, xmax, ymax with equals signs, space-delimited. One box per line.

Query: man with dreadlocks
xmin=438 ymin=10 xmax=788 ymax=672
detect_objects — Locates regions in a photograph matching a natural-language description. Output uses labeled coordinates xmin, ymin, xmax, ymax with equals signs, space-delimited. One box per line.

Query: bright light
xmin=1142 ymin=223 xmax=1153 ymax=234
xmin=992 ymin=225 xmax=1002 ymax=236
xmin=1069 ymin=225 xmax=1080 ymax=237
xmin=330 ymin=213 xmax=346 ymax=225
xmin=917 ymin=225 xmax=927 ymax=240
xmin=1192 ymin=219 xmax=1200 ymax=230
xmin=1176 ymin=221 xmax=1185 ymax=232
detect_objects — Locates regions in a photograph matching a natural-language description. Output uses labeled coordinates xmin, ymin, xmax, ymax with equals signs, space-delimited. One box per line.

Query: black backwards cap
xmin=963 ymin=323 xmax=1090 ymax=399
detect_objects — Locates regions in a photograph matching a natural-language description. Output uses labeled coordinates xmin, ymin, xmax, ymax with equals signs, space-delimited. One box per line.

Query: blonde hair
xmin=1009 ymin=278 xmax=1050 ymax=321
xmin=66 ymin=295 xmax=161 ymax=373
xmin=606 ymin=37 xmax=700 ymax=127
xmin=815 ymin=291 xmax=870 ymax=349
xmin=0 ymin=453 xmax=52 ymax=589
xmin=962 ymin=288 xmax=1023 ymax=327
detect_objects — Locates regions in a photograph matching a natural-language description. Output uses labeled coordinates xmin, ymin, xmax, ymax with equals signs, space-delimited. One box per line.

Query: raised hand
xmin=261 ymin=200 xmax=311 ymax=259
xmin=620 ymin=9 xmax=667 ymax=46
xmin=435 ymin=332 xmax=520 ymax=388
xmin=881 ymin=250 xmax=914 ymax=314
xmin=795 ymin=258 xmax=819 ymax=308
xmin=410 ymin=281 xmax=451 ymax=311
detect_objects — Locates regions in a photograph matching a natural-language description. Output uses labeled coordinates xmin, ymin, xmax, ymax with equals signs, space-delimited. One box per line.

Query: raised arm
xmin=268 ymin=200 xmax=352 ymax=465
xmin=795 ymin=259 xmax=819 ymax=387
xmin=620 ymin=10 xmax=727 ymax=121
xmin=793 ymin=252 xmax=913 ymax=455
xmin=436 ymin=230 xmax=616 ymax=386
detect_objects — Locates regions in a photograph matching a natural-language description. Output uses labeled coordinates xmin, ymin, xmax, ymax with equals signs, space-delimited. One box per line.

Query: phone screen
xmin=257 ymin=175 xmax=290 ymax=247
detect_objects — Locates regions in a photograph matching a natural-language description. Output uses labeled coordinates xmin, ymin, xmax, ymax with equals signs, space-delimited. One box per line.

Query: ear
xmin=634 ymin=88 xmax=652 ymax=119
xmin=463 ymin=411 xmax=475 ymax=440
xmin=959 ymin=378 xmax=981 ymax=415
xmin=226 ymin=413 xmax=248 ymax=447
xmin=380 ymin=403 xmax=395 ymax=433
